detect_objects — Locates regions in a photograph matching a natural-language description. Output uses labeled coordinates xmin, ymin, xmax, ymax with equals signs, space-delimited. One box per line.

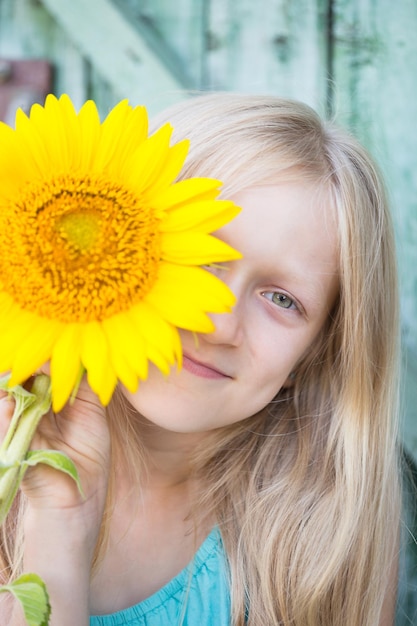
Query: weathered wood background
xmin=0 ymin=0 xmax=416 ymax=618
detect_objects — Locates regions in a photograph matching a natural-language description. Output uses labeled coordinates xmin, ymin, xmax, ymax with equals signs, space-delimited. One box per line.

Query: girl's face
xmin=123 ymin=183 xmax=339 ymax=434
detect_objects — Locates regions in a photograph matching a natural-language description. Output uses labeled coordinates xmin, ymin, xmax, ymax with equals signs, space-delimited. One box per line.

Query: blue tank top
xmin=89 ymin=527 xmax=231 ymax=625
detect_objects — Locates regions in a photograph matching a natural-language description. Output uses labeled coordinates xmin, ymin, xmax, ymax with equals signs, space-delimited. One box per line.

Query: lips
xmin=182 ymin=353 xmax=231 ymax=380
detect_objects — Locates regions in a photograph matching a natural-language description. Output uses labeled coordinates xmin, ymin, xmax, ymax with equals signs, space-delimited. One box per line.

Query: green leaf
xmin=23 ymin=450 xmax=84 ymax=497
xmin=0 ymin=573 xmax=51 ymax=626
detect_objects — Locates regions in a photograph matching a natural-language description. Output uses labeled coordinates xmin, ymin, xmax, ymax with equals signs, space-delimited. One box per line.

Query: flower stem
xmin=0 ymin=375 xmax=51 ymax=524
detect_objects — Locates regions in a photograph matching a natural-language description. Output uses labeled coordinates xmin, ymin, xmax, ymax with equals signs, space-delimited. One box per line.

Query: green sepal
xmin=23 ymin=450 xmax=84 ymax=497
xmin=0 ymin=573 xmax=51 ymax=626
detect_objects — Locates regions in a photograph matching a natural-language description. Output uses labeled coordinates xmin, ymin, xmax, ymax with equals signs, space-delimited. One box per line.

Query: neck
xmin=114 ymin=410 xmax=208 ymax=491
xmin=108 ymin=401 xmax=216 ymax=552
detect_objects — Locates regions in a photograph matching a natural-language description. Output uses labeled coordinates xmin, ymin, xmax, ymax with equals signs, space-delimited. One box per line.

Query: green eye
xmin=271 ymin=293 xmax=293 ymax=308
xmin=262 ymin=291 xmax=296 ymax=310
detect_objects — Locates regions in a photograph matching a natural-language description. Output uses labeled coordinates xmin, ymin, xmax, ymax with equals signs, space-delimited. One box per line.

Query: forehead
xmin=227 ymin=182 xmax=337 ymax=255
xmin=220 ymin=182 xmax=339 ymax=314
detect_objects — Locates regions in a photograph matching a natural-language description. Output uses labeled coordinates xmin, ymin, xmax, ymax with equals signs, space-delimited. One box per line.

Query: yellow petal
xmin=161 ymin=232 xmax=242 ymax=264
xmin=145 ymin=263 xmax=237 ymax=331
xmin=5 ymin=311 xmax=43 ymax=384
xmin=80 ymin=322 xmax=117 ymax=405
xmin=102 ymin=313 xmax=148 ymax=381
xmin=151 ymin=178 xmax=223 ymax=212
xmin=160 ymin=199 xmax=241 ymax=234
xmin=145 ymin=293 xmax=213 ymax=333
xmin=99 ymin=330 xmax=138 ymax=393
xmin=11 ymin=318 xmax=61 ymax=384
xmin=0 ymin=120 xmax=39 ymax=187
xmin=145 ymin=347 xmax=171 ymax=375
xmin=24 ymin=96 xmax=81 ymax=174
xmin=77 ymin=99 xmax=102 ymax=171
xmin=31 ymin=94 xmax=75 ymax=171
xmin=50 ymin=324 xmax=83 ymax=411
xmin=12 ymin=109 xmax=51 ymax=178
xmin=143 ymin=138 xmax=189 ymax=195
xmin=124 ymin=124 xmax=187 ymax=193
xmin=128 ymin=302 xmax=179 ymax=367
xmin=97 ymin=101 xmax=148 ymax=174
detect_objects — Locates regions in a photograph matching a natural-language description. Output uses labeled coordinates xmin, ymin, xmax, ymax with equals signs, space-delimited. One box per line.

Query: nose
xmin=203 ymin=299 xmax=244 ymax=347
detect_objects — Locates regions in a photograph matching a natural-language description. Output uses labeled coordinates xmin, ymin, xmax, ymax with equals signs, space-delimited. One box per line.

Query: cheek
xmin=246 ymin=363 xmax=289 ymax=413
xmin=251 ymin=330 xmax=317 ymax=396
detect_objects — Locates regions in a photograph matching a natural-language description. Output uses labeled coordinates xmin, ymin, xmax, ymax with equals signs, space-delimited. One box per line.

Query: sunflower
xmin=0 ymin=94 xmax=241 ymax=411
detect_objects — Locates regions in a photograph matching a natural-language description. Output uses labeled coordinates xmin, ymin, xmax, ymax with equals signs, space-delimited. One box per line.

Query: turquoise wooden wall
xmin=0 ymin=0 xmax=415 ymax=456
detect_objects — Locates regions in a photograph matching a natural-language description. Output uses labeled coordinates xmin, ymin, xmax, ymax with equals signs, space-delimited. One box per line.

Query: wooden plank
xmin=114 ymin=0 xmax=204 ymax=88
xmin=40 ymin=0 xmax=191 ymax=114
xmin=332 ymin=0 xmax=417 ymax=458
xmin=204 ymin=0 xmax=329 ymax=113
xmin=403 ymin=349 xmax=417 ymax=456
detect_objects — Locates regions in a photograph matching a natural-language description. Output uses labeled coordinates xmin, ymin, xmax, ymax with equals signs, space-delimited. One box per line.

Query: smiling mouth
xmin=182 ymin=353 xmax=231 ymax=380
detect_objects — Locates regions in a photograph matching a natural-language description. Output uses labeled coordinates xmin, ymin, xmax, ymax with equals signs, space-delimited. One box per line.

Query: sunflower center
xmin=2 ymin=174 xmax=161 ymax=323
xmin=57 ymin=210 xmax=101 ymax=252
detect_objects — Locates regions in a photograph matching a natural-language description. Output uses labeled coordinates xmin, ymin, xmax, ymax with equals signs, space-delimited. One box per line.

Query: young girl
xmin=0 ymin=93 xmax=401 ymax=625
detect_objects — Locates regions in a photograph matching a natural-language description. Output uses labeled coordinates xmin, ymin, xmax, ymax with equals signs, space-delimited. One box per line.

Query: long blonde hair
xmin=149 ymin=93 xmax=401 ymax=625
xmin=1 ymin=93 xmax=401 ymax=626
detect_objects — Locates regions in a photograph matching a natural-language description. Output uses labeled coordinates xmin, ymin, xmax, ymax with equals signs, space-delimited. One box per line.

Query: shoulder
xmin=90 ymin=528 xmax=230 ymax=626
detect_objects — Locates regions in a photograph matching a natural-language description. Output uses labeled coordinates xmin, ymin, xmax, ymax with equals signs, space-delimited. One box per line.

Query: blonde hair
xmin=150 ymin=93 xmax=401 ymax=625
xmin=1 ymin=93 xmax=401 ymax=625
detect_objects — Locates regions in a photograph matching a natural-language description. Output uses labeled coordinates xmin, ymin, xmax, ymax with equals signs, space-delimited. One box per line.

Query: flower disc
xmin=5 ymin=174 xmax=160 ymax=323
xmin=0 ymin=95 xmax=241 ymax=410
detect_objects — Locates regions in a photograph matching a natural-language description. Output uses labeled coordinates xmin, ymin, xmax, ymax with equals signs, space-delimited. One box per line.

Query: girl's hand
xmin=0 ymin=375 xmax=112 ymax=625
xmin=21 ymin=376 xmax=110 ymax=512
xmin=0 ymin=373 xmax=111 ymax=539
